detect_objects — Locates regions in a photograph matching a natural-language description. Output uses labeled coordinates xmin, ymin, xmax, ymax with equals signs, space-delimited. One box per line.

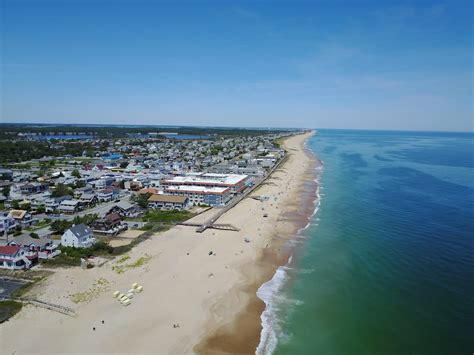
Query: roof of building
xmin=52 ymin=195 xmax=73 ymax=203
xmin=148 ymin=194 xmax=188 ymax=204
xmin=162 ymin=173 xmax=247 ymax=186
xmin=0 ymin=245 xmax=21 ymax=255
xmin=60 ymin=199 xmax=79 ymax=206
xmin=9 ymin=234 xmax=52 ymax=248
xmin=165 ymin=185 xmax=229 ymax=195
xmin=106 ymin=212 xmax=122 ymax=224
xmin=115 ymin=200 xmax=135 ymax=211
xmin=80 ymin=193 xmax=97 ymax=200
xmin=8 ymin=210 xmax=28 ymax=220
xmin=138 ymin=187 xmax=159 ymax=195
xmin=67 ymin=223 xmax=92 ymax=239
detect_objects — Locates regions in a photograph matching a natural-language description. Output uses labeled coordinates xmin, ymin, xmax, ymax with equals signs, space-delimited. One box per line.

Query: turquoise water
xmin=259 ymin=130 xmax=473 ymax=355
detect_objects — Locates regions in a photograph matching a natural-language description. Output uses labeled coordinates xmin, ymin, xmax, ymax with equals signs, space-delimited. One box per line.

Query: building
xmin=92 ymin=213 xmax=127 ymax=235
xmin=8 ymin=210 xmax=35 ymax=227
xmin=164 ymin=185 xmax=231 ymax=206
xmin=44 ymin=195 xmax=72 ymax=213
xmin=74 ymin=186 xmax=94 ymax=198
xmin=95 ymin=177 xmax=116 ymax=189
xmin=161 ymin=173 xmax=249 ymax=195
xmin=59 ymin=199 xmax=81 ymax=214
xmin=0 ymin=168 xmax=13 ymax=180
xmin=78 ymin=193 xmax=98 ymax=207
xmin=107 ymin=200 xmax=140 ymax=218
xmin=0 ymin=245 xmax=32 ymax=270
xmin=61 ymin=224 xmax=96 ymax=248
xmin=138 ymin=187 xmax=159 ymax=195
xmin=0 ymin=214 xmax=17 ymax=235
xmin=8 ymin=235 xmax=61 ymax=261
xmin=19 ymin=182 xmax=49 ymax=195
xmin=147 ymin=194 xmax=189 ymax=210
xmin=98 ymin=189 xmax=113 ymax=202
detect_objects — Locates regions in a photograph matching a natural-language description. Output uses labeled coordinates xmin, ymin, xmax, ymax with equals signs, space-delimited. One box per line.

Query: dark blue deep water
xmin=260 ymin=130 xmax=474 ymax=355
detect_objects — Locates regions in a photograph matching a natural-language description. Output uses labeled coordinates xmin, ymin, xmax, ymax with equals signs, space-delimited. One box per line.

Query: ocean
xmin=258 ymin=130 xmax=474 ymax=355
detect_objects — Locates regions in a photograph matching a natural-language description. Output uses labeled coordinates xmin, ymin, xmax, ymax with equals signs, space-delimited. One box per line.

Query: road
xmin=29 ymin=193 xmax=132 ymax=237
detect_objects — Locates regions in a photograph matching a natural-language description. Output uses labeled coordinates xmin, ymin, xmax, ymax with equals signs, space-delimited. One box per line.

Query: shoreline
xmin=195 ymin=131 xmax=320 ymax=354
xmin=0 ymin=131 xmax=319 ymax=355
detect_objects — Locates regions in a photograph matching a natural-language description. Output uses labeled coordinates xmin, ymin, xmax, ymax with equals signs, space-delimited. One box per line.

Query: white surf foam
xmin=255 ymin=261 xmax=290 ymax=355
xmin=255 ymin=178 xmax=323 ymax=354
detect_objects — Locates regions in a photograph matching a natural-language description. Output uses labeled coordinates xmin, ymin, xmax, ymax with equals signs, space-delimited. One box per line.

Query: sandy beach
xmin=0 ymin=131 xmax=318 ymax=355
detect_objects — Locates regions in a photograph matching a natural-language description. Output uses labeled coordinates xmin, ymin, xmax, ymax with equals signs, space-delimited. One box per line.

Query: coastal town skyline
xmin=2 ymin=0 xmax=472 ymax=132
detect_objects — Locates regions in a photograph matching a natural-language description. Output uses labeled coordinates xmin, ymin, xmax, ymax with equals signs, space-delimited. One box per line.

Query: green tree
xmin=131 ymin=193 xmax=151 ymax=209
xmin=51 ymin=183 xmax=72 ymax=198
xmin=75 ymin=180 xmax=86 ymax=188
xmin=1 ymin=185 xmax=10 ymax=197
xmin=50 ymin=220 xmax=72 ymax=234
xmin=71 ymin=169 xmax=81 ymax=178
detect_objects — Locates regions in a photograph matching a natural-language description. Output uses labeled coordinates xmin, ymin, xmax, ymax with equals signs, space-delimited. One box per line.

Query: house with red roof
xmin=0 ymin=245 xmax=32 ymax=270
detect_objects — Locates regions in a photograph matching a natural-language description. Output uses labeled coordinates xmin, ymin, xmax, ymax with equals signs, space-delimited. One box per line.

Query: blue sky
xmin=1 ymin=0 xmax=473 ymax=131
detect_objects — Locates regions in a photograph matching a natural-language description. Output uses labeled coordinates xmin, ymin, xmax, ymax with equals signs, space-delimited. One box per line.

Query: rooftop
xmin=163 ymin=172 xmax=247 ymax=186
xmin=148 ymin=194 xmax=188 ymax=204
xmin=165 ymin=185 xmax=229 ymax=194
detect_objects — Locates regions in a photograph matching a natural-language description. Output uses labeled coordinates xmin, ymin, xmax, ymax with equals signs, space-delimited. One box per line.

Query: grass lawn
xmin=143 ymin=210 xmax=194 ymax=223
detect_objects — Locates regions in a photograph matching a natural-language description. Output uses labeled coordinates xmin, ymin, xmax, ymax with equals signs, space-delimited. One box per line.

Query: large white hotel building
xmin=160 ymin=173 xmax=251 ymax=206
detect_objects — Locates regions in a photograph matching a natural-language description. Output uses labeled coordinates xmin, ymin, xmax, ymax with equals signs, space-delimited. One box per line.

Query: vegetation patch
xmin=143 ymin=210 xmax=194 ymax=223
xmin=116 ymin=255 xmax=131 ymax=264
xmin=0 ymin=300 xmax=23 ymax=323
xmin=112 ymin=254 xmax=152 ymax=274
xmin=69 ymin=278 xmax=110 ymax=304
xmin=50 ymin=214 xmax=98 ymax=234
xmin=41 ymin=241 xmax=113 ymax=267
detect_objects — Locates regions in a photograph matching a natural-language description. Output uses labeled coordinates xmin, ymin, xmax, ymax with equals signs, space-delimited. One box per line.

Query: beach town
xmin=0 ymin=127 xmax=318 ymax=354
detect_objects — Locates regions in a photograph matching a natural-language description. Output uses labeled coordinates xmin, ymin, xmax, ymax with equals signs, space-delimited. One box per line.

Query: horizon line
xmin=0 ymin=121 xmax=473 ymax=134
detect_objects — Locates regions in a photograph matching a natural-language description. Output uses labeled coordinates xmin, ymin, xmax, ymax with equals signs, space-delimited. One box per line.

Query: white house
xmin=59 ymin=199 xmax=81 ymax=214
xmin=61 ymin=224 xmax=96 ymax=248
xmin=0 ymin=245 xmax=32 ymax=270
xmin=0 ymin=214 xmax=17 ymax=235
xmin=8 ymin=210 xmax=35 ymax=227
